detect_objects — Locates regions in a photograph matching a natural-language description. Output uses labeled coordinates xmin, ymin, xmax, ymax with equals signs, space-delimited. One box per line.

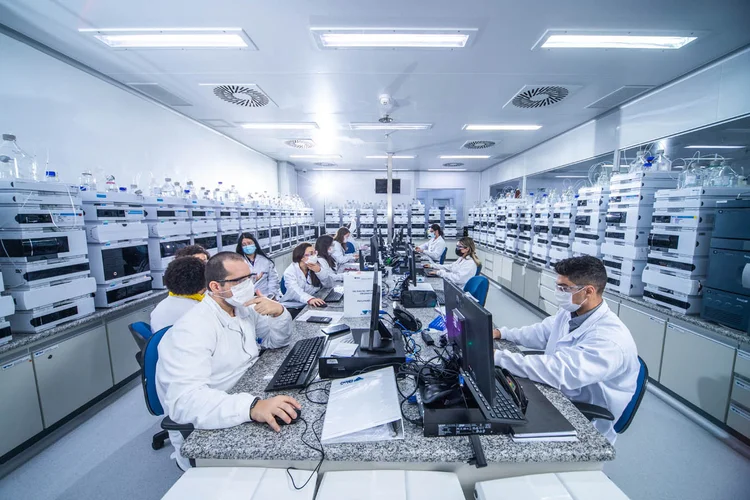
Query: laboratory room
xmin=2 ymin=1 xmax=750 ymax=500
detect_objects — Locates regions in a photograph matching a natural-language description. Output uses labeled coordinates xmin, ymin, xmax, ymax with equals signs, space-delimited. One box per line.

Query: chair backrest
xmin=476 ymin=263 xmax=483 ymax=276
xmin=141 ymin=326 xmax=172 ymax=416
xmin=345 ymin=241 xmax=356 ymax=254
xmin=439 ymin=248 xmax=447 ymax=265
xmin=280 ymin=276 xmax=287 ymax=295
xmin=615 ymin=356 xmax=648 ymax=434
xmin=464 ymin=276 xmax=489 ymax=307
xmin=129 ymin=321 xmax=153 ymax=352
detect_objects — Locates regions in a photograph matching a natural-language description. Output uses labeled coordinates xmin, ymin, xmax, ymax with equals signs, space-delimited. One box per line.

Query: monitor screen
xmin=369 ymin=281 xmax=381 ymax=333
xmin=368 ymin=234 xmax=380 ymax=264
xmin=409 ymin=245 xmax=417 ymax=287
xmin=375 ymin=178 xmax=401 ymax=194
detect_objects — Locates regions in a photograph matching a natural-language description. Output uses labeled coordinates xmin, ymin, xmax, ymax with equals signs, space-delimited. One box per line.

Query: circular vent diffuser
xmin=463 ymin=140 xmax=495 ymax=150
xmin=285 ymin=139 xmax=315 ymax=149
xmin=443 ymin=162 xmax=464 ymax=167
xmin=213 ymin=85 xmax=269 ymax=107
xmin=512 ymin=86 xmax=569 ymax=109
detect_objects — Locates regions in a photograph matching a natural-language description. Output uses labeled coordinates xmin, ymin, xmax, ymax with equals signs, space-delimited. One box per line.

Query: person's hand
xmin=308 ymin=297 xmax=326 ymax=307
xmin=353 ymin=254 xmax=359 ymax=261
xmin=250 ymin=396 xmax=301 ymax=432
xmin=247 ymin=296 xmax=285 ymax=317
xmin=493 ymin=328 xmax=502 ymax=340
xmin=423 ymin=263 xmax=431 ymax=268
xmin=307 ymin=262 xmax=322 ymax=273
xmin=414 ymin=247 xmax=423 ymax=253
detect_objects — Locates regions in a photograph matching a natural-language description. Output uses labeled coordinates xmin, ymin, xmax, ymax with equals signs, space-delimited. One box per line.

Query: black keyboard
xmin=434 ymin=290 xmax=445 ymax=305
xmin=464 ymin=371 xmax=526 ymax=423
xmin=265 ymin=336 xmax=326 ymax=391
xmin=324 ymin=290 xmax=343 ymax=302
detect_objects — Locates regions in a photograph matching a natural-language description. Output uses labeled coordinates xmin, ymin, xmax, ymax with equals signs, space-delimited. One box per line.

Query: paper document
xmin=295 ymin=310 xmax=345 ymax=323
xmin=408 ymin=282 xmax=434 ymax=292
xmin=321 ymin=367 xmax=404 ymax=445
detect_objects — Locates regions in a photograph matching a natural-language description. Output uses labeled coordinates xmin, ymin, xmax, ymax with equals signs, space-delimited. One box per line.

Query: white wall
xmin=481 ymin=46 xmax=750 ymax=196
xmin=0 ymin=33 xmax=278 ymax=194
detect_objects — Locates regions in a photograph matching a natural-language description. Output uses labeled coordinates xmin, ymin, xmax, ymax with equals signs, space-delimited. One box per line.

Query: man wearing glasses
xmin=156 ymin=252 xmax=300 ymax=471
xmin=493 ymin=255 xmax=639 ymax=444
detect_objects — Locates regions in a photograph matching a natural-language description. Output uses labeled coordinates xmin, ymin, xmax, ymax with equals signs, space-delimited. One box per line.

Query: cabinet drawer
xmin=540 ymin=271 xmax=556 ymax=290
xmin=0 ymin=355 xmax=44 ymax=456
xmin=619 ymin=304 xmax=666 ymax=380
xmin=726 ymin=404 xmax=750 ymax=439
xmin=735 ymin=350 xmax=750 ymax=380
xmin=107 ymin=306 xmax=154 ymax=384
xmin=660 ymin=323 xmax=735 ymax=421
xmin=539 ymin=298 xmax=558 ymax=316
xmin=539 ymin=285 xmax=556 ymax=304
xmin=731 ymin=377 xmax=750 ymax=409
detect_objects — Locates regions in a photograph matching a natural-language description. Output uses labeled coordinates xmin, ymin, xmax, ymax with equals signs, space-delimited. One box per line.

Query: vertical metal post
xmin=387 ymin=153 xmax=394 ymax=244
xmin=521 ymin=175 xmax=527 ymax=195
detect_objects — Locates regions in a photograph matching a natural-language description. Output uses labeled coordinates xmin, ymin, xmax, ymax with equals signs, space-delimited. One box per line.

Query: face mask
xmin=554 ymin=287 xmax=586 ymax=313
xmin=242 ymin=244 xmax=256 ymax=255
xmin=225 ymin=278 xmax=256 ymax=308
xmin=428 ymin=231 xmax=435 ymax=239
xmin=455 ymin=247 xmax=465 ymax=257
xmin=305 ymin=255 xmax=318 ymax=265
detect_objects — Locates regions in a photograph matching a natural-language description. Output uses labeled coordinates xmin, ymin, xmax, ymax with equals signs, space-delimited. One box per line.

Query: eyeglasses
xmin=456 ymin=245 xmax=467 ymax=250
xmin=555 ymin=284 xmax=584 ymax=293
xmin=217 ymin=273 xmax=254 ymax=285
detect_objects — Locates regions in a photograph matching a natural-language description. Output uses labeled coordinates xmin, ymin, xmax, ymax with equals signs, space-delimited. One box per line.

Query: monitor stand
xmin=359 ymin=332 xmax=396 ymax=353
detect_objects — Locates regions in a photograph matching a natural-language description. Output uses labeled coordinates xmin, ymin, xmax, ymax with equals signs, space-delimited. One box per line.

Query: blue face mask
xmin=428 ymin=231 xmax=435 ymax=239
xmin=242 ymin=245 xmax=256 ymax=255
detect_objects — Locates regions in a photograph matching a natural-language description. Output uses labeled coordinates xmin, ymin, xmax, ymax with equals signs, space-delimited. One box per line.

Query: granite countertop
xmin=0 ymin=291 xmax=167 ymax=356
xmin=182 ymin=276 xmax=614 ymax=464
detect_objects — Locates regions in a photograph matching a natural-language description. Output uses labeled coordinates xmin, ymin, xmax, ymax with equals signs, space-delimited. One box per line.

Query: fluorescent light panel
xmin=240 ymin=122 xmax=318 ymax=130
xmin=463 ymin=124 xmax=541 ymax=131
xmin=350 ymin=123 xmax=432 ymax=131
xmin=290 ymin=154 xmax=342 ymax=159
xmin=311 ymin=28 xmax=475 ymax=48
xmin=428 ymin=169 xmax=466 ymax=172
xmin=365 ymin=155 xmax=416 ymax=159
xmin=555 ymin=175 xmax=588 ymax=178
xmin=79 ymin=28 xmax=254 ymax=49
xmin=313 ymin=168 xmax=351 ymax=171
xmin=685 ymin=145 xmax=745 ymax=149
xmin=367 ymin=169 xmax=410 ymax=171
xmin=439 ymin=155 xmax=491 ymax=159
xmin=538 ymin=31 xmax=697 ymax=50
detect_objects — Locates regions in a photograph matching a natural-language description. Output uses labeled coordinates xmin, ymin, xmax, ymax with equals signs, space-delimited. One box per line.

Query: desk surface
xmin=181 ymin=276 xmax=614 ymax=465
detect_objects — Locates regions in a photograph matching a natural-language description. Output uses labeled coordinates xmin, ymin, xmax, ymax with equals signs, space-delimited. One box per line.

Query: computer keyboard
xmin=464 ymin=371 xmax=526 ymax=423
xmin=434 ymin=290 xmax=445 ymax=305
xmin=265 ymin=336 xmax=326 ymax=391
xmin=324 ymin=290 xmax=343 ymax=302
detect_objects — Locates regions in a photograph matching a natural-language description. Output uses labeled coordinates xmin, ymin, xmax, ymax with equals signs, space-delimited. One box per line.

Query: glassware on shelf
xmin=44 ymin=170 xmax=60 ymax=182
xmin=0 ymin=134 xmax=38 ymax=180
xmin=161 ymin=178 xmax=176 ymax=197
xmin=79 ymin=170 xmax=96 ymax=191
xmin=105 ymin=175 xmax=117 ymax=192
xmin=653 ymin=150 xmax=672 ymax=172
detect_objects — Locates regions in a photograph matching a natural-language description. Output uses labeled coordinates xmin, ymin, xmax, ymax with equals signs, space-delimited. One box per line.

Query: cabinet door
xmin=483 ymin=251 xmax=494 ymax=274
xmin=107 ymin=305 xmax=154 ymax=384
xmin=511 ymin=262 xmax=525 ymax=297
xmin=494 ymin=254 xmax=505 ymax=283
xmin=33 ymin=325 xmax=113 ymax=427
xmin=500 ymin=257 xmax=513 ymax=288
xmin=618 ymin=304 xmax=666 ymax=380
xmin=660 ymin=323 xmax=736 ymax=421
xmin=0 ymin=355 xmax=44 ymax=456
xmin=523 ymin=267 xmax=541 ymax=305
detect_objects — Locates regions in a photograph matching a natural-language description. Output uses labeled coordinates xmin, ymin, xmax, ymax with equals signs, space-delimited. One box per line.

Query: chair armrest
xmin=521 ymin=350 xmax=545 ymax=356
xmin=161 ymin=416 xmax=195 ymax=439
xmin=573 ymin=402 xmax=615 ymax=422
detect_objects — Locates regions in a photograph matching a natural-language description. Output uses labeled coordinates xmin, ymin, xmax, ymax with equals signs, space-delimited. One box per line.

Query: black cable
xmin=286 ymin=412 xmax=326 ymax=490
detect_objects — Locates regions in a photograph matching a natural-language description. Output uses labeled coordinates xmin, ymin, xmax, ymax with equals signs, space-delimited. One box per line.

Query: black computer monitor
xmin=444 ymin=279 xmax=495 ymax=406
xmin=359 ymin=275 xmax=395 ymax=353
xmin=408 ymin=245 xmax=418 ymax=287
xmin=368 ymin=234 xmax=380 ymax=264
xmin=359 ymin=249 xmax=365 ymax=271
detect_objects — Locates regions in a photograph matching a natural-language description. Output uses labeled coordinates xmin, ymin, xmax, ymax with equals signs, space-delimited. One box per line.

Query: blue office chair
xmin=439 ymin=248 xmax=447 ymax=265
xmin=464 ymin=276 xmax=489 ymax=307
xmin=345 ymin=242 xmax=356 ymax=254
xmin=476 ymin=263 xmax=483 ymax=276
xmin=573 ymin=356 xmax=649 ymax=434
xmin=280 ymin=277 xmax=287 ymax=295
xmin=129 ymin=322 xmax=194 ymax=451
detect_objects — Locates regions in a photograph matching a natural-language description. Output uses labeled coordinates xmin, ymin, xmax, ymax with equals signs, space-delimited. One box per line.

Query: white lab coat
xmin=244 ymin=253 xmax=280 ymax=299
xmin=280 ymin=263 xmax=320 ymax=304
xmin=316 ymin=258 xmax=344 ymax=288
xmin=419 ymin=236 xmax=447 ymax=262
xmin=150 ymin=295 xmax=201 ymax=333
xmin=432 ymin=256 xmax=478 ymax=288
xmin=331 ymin=240 xmax=355 ymax=271
xmin=155 ymin=296 xmax=292 ymax=469
xmin=494 ymin=301 xmax=639 ymax=444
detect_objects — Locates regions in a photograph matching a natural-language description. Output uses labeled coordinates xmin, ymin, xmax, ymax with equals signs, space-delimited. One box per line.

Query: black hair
xmin=291 ymin=242 xmax=321 ymax=287
xmin=163 ymin=257 xmax=205 ymax=295
xmin=205 ymin=251 xmax=246 ymax=287
xmin=235 ymin=232 xmax=272 ymax=263
xmin=554 ymin=256 xmax=608 ymax=295
xmin=315 ymin=235 xmax=336 ymax=270
xmin=429 ymin=224 xmax=443 ymax=236
xmin=174 ymin=244 xmax=210 ymax=260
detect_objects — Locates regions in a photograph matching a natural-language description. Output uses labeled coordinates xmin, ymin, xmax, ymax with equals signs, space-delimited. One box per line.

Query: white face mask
xmin=305 ymin=255 xmax=318 ymax=265
xmin=554 ymin=287 xmax=586 ymax=313
xmin=225 ymin=278 xmax=256 ymax=308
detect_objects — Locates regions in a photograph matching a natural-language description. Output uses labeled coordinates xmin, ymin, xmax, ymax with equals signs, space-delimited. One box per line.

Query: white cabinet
xmin=511 ymin=262 xmax=525 ymax=297
xmin=660 ymin=323 xmax=736 ymax=421
xmin=500 ymin=256 xmax=513 ymax=289
xmin=107 ymin=305 xmax=154 ymax=384
xmin=33 ymin=325 xmax=113 ymax=427
xmin=0 ymin=355 xmax=44 ymax=456
xmin=727 ymin=404 xmax=750 ymax=439
xmin=483 ymin=251 xmax=494 ymax=274
xmin=523 ymin=267 xmax=541 ymax=305
xmin=618 ymin=304 xmax=667 ymax=380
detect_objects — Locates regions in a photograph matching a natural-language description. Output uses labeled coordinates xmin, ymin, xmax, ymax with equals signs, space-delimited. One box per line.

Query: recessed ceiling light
xmin=554 ymin=175 xmax=588 ymax=178
xmin=463 ymin=124 xmax=542 ymax=131
xmin=536 ymin=30 xmax=697 ymax=50
xmin=428 ymin=168 xmax=467 ymax=172
xmin=685 ymin=145 xmax=744 ymax=149
xmin=350 ymin=123 xmax=432 ymax=131
xmin=365 ymin=155 xmax=417 ymax=159
xmin=443 ymin=162 xmax=465 ymax=167
xmin=79 ymin=28 xmax=255 ymax=49
xmin=312 ymin=168 xmax=351 ymax=171
xmin=290 ymin=154 xmax=342 ymax=159
xmin=311 ymin=28 xmax=476 ymax=49
xmin=239 ymin=122 xmax=318 ymax=130
xmin=439 ymin=155 xmax=491 ymax=159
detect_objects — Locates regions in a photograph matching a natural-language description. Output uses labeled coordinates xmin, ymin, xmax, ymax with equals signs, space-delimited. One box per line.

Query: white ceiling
xmin=2 ymin=0 xmax=750 ymax=172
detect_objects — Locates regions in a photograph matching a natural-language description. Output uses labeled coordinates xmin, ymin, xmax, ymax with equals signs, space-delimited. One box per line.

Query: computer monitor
xmin=368 ymin=234 xmax=380 ymax=264
xmin=408 ymin=245 xmax=418 ymax=287
xmin=359 ymin=249 xmax=365 ymax=271
xmin=444 ymin=279 xmax=496 ymax=406
xmin=359 ymin=274 xmax=395 ymax=353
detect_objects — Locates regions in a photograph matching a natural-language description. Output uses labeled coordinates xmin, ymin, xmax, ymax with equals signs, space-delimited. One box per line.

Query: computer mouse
xmin=275 ymin=408 xmax=302 ymax=426
xmin=314 ymin=303 xmax=328 ymax=308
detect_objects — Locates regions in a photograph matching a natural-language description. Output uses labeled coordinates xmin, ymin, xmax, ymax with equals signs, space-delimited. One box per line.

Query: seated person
xmin=493 ymin=256 xmax=639 ymax=444
xmin=235 ymin=232 xmax=280 ymax=299
xmin=414 ymin=224 xmax=447 ymax=261
xmin=314 ymin=235 xmax=344 ymax=288
xmin=156 ymin=252 xmax=300 ymax=471
xmin=425 ymin=237 xmax=479 ymax=288
xmin=174 ymin=244 xmax=210 ymax=262
xmin=150 ymin=257 xmax=206 ymax=333
xmin=331 ymin=227 xmax=358 ymax=272
xmin=280 ymin=243 xmax=326 ymax=308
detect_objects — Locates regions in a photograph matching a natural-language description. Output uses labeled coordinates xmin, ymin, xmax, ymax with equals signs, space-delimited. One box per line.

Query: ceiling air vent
xmin=315 ymin=162 xmax=337 ymax=167
xmin=504 ymin=85 xmax=581 ymax=109
xmin=462 ymin=140 xmax=495 ymax=150
xmin=285 ymin=139 xmax=316 ymax=149
xmin=209 ymin=84 xmax=275 ymax=108
xmin=443 ymin=162 xmax=464 ymax=167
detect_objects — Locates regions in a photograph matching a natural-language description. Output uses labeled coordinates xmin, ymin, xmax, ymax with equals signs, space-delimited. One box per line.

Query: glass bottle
xmin=79 ymin=170 xmax=96 ymax=191
xmin=105 ymin=175 xmax=117 ymax=192
xmin=653 ymin=150 xmax=672 ymax=172
xmin=0 ymin=134 xmax=37 ymax=180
